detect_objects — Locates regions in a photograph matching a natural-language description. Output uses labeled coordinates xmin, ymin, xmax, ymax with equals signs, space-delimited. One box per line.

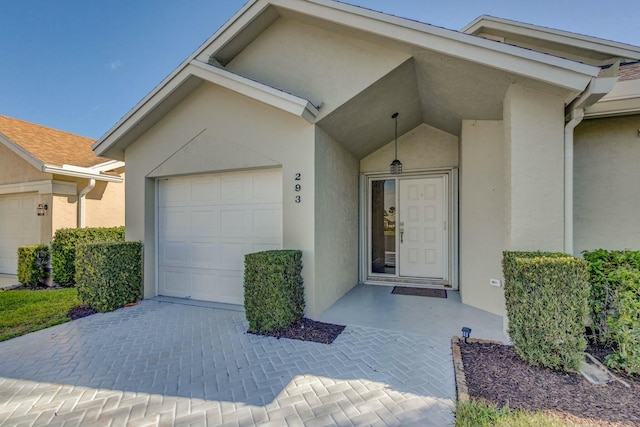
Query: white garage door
xmin=0 ymin=193 xmax=41 ymax=274
xmin=158 ymin=169 xmax=283 ymax=304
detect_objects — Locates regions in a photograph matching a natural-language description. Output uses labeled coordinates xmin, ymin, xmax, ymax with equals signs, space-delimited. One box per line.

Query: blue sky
xmin=1 ymin=0 xmax=638 ymax=140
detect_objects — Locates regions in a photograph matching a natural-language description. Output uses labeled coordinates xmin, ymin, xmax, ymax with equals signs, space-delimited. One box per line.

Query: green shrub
xmin=583 ymin=249 xmax=640 ymax=374
xmin=75 ymin=241 xmax=142 ymax=312
xmin=51 ymin=226 xmax=125 ymax=287
xmin=17 ymin=245 xmax=50 ymax=286
xmin=503 ymin=251 xmax=590 ymax=372
xmin=244 ymin=250 xmax=304 ymax=333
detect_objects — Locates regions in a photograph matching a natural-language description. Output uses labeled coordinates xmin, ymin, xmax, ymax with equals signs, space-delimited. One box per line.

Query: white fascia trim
xmin=289 ymin=0 xmax=598 ymax=90
xmin=189 ymin=60 xmax=319 ymax=121
xmin=91 ymin=160 xmax=125 ymax=172
xmin=0 ymin=132 xmax=44 ymax=170
xmin=585 ymin=80 xmax=640 ymax=118
xmin=462 ymin=16 xmax=640 ymax=61
xmin=42 ymin=164 xmax=123 ymax=183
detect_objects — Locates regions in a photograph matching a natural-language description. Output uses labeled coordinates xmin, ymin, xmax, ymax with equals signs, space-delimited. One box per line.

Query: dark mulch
xmin=67 ymin=305 xmax=99 ymax=320
xmin=10 ymin=283 xmax=60 ymax=290
xmin=459 ymin=340 xmax=640 ymax=426
xmin=249 ymin=318 xmax=345 ymax=344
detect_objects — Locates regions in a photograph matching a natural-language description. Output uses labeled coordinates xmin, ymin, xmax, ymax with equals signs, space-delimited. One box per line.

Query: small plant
xmin=502 ymin=251 xmax=590 ymax=372
xmin=244 ymin=250 xmax=304 ymax=333
xmin=75 ymin=241 xmax=142 ymax=312
xmin=17 ymin=245 xmax=50 ymax=286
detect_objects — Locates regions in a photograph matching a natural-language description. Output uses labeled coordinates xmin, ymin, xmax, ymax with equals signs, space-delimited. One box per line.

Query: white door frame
xmin=359 ymin=168 xmax=459 ymax=289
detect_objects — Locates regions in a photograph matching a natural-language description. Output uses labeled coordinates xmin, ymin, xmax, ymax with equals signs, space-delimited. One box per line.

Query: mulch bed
xmin=249 ymin=318 xmax=345 ymax=344
xmin=459 ymin=340 xmax=640 ymax=426
xmin=67 ymin=305 xmax=99 ymax=320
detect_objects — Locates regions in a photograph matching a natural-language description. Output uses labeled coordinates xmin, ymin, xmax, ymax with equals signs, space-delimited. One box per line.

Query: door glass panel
xmin=370 ymin=179 xmax=396 ymax=274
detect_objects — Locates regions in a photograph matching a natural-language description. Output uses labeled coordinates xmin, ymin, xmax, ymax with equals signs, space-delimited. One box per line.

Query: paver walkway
xmin=0 ymin=299 xmax=455 ymax=426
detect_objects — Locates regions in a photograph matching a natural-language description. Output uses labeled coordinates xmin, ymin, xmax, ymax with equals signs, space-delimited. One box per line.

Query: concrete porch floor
xmin=318 ymin=284 xmax=509 ymax=343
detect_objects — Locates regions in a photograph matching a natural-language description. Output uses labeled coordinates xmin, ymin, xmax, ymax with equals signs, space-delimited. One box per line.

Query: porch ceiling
xmin=317 ymin=50 xmax=570 ymax=160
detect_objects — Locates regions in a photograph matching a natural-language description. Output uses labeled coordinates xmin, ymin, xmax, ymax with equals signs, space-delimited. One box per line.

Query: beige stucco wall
xmin=0 ymin=143 xmax=50 ymax=185
xmin=226 ymin=18 xmax=410 ymax=121
xmin=503 ymin=84 xmax=565 ymax=252
xmin=313 ymin=126 xmax=359 ymax=317
xmin=574 ymin=114 xmax=640 ymax=253
xmin=124 ymin=82 xmax=318 ymax=312
xmin=459 ymin=120 xmax=507 ymax=316
xmin=85 ymin=170 xmax=125 ymax=228
xmin=51 ymin=194 xmax=77 ymax=234
xmin=360 ymin=123 xmax=459 ymax=172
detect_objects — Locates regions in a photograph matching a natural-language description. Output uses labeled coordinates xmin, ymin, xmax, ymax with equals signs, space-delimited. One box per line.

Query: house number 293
xmin=294 ymin=173 xmax=302 ymax=203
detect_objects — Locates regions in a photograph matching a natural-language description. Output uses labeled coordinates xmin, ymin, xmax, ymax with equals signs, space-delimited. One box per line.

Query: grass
xmin=455 ymin=399 xmax=588 ymax=427
xmin=0 ymin=288 xmax=80 ymax=342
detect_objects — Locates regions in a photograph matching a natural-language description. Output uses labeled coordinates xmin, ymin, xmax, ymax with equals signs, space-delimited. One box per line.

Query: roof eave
xmin=42 ymin=164 xmax=123 ymax=183
xmin=93 ymin=61 xmax=318 ymax=158
xmin=0 ymin=132 xmax=45 ymax=171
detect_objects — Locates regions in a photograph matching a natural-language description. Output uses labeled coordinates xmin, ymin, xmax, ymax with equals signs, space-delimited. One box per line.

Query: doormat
xmin=391 ymin=286 xmax=447 ymax=298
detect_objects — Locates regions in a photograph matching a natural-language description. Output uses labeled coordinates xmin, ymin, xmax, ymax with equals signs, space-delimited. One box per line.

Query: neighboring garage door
xmin=158 ymin=169 xmax=282 ymax=304
xmin=0 ymin=193 xmax=40 ymax=274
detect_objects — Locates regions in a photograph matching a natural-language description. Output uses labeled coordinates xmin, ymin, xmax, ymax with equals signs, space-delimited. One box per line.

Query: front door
xmin=398 ymin=176 xmax=446 ymax=279
xmin=368 ymin=174 xmax=448 ymax=281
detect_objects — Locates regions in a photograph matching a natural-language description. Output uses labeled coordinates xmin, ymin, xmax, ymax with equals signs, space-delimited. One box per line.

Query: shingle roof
xmin=0 ymin=115 xmax=107 ymax=168
xmin=619 ymin=62 xmax=640 ymax=82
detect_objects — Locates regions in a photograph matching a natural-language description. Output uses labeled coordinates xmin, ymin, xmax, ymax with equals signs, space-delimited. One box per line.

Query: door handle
xmin=400 ymin=221 xmax=404 ymax=244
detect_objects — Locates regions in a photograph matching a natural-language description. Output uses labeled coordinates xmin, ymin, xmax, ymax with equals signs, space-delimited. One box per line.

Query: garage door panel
xmin=191 ymin=209 xmax=219 ymax=237
xmin=0 ymin=194 xmax=40 ymax=274
xmin=253 ymin=208 xmax=282 ymax=236
xmin=158 ymin=169 xmax=282 ymax=304
xmin=190 ymin=242 xmax=218 ymax=268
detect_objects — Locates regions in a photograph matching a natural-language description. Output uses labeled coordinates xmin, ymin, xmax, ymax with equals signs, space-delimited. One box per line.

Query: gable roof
xmin=0 ymin=115 xmax=123 ymax=182
xmin=94 ymin=0 xmax=602 ymax=160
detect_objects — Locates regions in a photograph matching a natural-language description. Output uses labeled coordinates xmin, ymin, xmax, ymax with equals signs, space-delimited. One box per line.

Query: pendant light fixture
xmin=390 ymin=112 xmax=402 ymax=175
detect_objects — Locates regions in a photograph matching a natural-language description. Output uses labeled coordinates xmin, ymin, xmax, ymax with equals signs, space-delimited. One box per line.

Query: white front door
xmin=398 ymin=176 xmax=447 ymax=279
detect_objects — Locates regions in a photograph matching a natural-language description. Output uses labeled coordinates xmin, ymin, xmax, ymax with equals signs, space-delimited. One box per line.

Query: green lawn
xmin=0 ymin=288 xmax=80 ymax=342
xmin=456 ymin=399 xmax=586 ymax=427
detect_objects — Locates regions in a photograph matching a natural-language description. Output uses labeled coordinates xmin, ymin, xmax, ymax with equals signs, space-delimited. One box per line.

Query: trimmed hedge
xmin=244 ymin=250 xmax=304 ymax=333
xmin=583 ymin=249 xmax=640 ymax=374
xmin=75 ymin=241 xmax=143 ymax=312
xmin=503 ymin=251 xmax=590 ymax=372
xmin=17 ymin=245 xmax=50 ymax=286
xmin=51 ymin=226 xmax=125 ymax=287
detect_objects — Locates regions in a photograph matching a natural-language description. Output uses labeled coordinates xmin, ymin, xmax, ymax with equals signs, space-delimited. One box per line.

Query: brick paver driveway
xmin=0 ymin=299 xmax=455 ymax=426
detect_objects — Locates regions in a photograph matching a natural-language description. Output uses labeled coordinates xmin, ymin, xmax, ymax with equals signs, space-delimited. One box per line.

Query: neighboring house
xmin=93 ymin=0 xmax=640 ymax=323
xmin=0 ymin=115 xmax=125 ymax=274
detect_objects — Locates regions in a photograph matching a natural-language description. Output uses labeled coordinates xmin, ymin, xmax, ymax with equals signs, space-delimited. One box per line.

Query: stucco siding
xmin=85 ymin=171 xmax=125 ymax=228
xmin=0 ymin=143 xmax=50 ymax=184
xmin=360 ymin=123 xmax=458 ymax=172
xmin=52 ymin=194 xmax=77 ymax=235
xmin=313 ymin=127 xmax=359 ymax=318
xmin=123 ymin=82 xmax=316 ymax=306
xmin=226 ymin=18 xmax=410 ymax=121
xmin=574 ymin=114 xmax=640 ymax=253
xmin=503 ymin=84 xmax=565 ymax=252
xmin=460 ymin=120 xmax=507 ymax=316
